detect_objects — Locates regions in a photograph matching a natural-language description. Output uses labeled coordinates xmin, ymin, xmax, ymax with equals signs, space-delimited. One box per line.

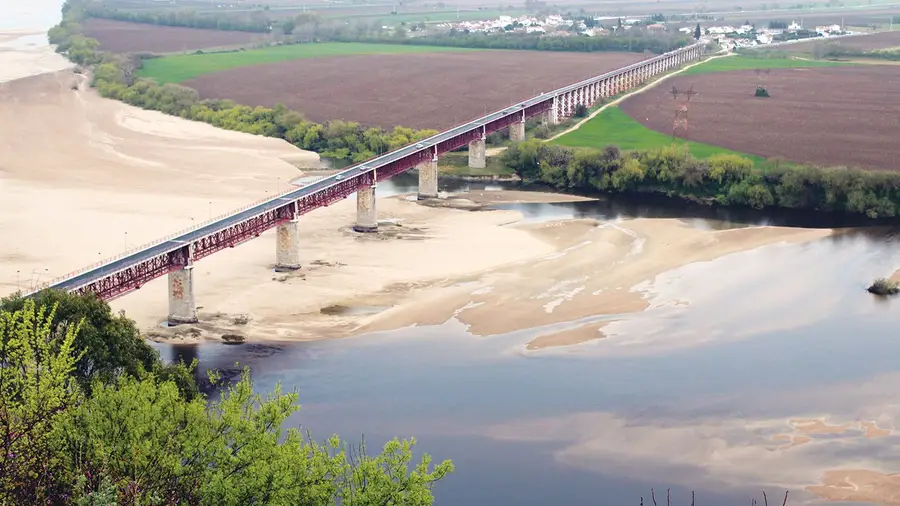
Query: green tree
xmin=0 ymin=290 xmax=197 ymax=398
xmin=694 ymin=23 xmax=702 ymax=40
xmin=0 ymin=299 xmax=82 ymax=504
xmin=57 ymin=370 xmax=453 ymax=505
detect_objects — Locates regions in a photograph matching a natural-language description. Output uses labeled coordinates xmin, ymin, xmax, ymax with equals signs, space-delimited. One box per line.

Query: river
xmin=155 ymin=175 xmax=900 ymax=506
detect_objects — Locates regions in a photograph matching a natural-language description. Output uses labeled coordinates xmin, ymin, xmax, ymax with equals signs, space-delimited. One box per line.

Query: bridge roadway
xmin=28 ymin=42 xmax=704 ymax=315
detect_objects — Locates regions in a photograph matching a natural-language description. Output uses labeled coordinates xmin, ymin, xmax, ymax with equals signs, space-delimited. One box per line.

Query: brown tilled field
xmin=83 ymin=18 xmax=267 ymax=54
xmin=618 ymin=65 xmax=900 ymax=169
xmin=769 ymin=30 xmax=900 ymax=53
xmin=183 ymin=51 xmax=649 ymax=130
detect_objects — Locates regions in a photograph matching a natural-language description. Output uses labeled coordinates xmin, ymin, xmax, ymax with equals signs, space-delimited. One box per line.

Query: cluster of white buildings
xmin=436 ymin=14 xmax=671 ymax=36
xmin=683 ymin=21 xmax=851 ymax=49
xmin=436 ymin=15 xmax=581 ymax=35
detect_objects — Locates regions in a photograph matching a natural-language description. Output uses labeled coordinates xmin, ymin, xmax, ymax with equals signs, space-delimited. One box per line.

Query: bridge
xmin=28 ymin=43 xmax=703 ymax=323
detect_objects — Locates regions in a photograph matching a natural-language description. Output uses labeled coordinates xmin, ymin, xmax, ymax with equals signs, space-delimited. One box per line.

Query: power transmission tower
xmin=670 ymin=85 xmax=697 ymax=142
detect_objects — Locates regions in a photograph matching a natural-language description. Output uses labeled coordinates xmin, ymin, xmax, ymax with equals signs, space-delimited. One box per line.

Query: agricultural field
xmin=83 ymin=18 xmax=267 ymax=53
xmin=766 ymin=29 xmax=900 ymax=54
xmin=680 ymin=55 xmax=854 ymax=75
xmin=138 ymin=43 xmax=480 ymax=83
xmin=617 ymin=65 xmax=900 ymax=170
xmin=182 ymin=51 xmax=650 ymax=130
xmin=553 ymin=107 xmax=764 ymax=163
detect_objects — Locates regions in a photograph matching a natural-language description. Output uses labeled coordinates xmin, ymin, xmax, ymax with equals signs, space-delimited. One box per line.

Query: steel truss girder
xmin=75 ymin=246 xmax=190 ymax=300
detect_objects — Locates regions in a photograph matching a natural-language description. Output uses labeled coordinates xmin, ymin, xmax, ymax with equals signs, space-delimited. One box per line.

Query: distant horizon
xmin=0 ymin=0 xmax=63 ymax=32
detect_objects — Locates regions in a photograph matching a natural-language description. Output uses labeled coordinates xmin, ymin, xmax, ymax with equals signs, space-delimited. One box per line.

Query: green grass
xmin=554 ymin=106 xmax=766 ymax=164
xmin=138 ymin=42 xmax=479 ymax=83
xmin=681 ymin=55 xmax=855 ymax=75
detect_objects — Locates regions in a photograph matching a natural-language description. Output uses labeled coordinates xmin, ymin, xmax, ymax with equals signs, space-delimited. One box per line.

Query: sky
xmin=0 ymin=0 xmax=63 ymax=31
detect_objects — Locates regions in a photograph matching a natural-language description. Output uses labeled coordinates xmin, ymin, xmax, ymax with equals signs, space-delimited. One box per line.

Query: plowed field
xmin=618 ymin=65 xmax=900 ymax=170
xmin=183 ymin=51 xmax=650 ymax=130
xmin=83 ymin=18 xmax=266 ymax=53
xmin=770 ymin=30 xmax=900 ymax=53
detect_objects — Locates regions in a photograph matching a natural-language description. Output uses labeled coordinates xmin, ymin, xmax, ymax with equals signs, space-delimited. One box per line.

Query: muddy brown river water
xmin=156 ymin=176 xmax=900 ymax=506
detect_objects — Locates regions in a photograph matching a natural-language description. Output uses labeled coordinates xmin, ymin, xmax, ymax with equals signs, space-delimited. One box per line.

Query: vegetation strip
xmin=503 ymin=139 xmax=900 ymax=218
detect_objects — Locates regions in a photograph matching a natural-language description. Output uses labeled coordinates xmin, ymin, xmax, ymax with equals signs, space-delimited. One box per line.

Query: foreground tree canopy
xmin=0 ymin=294 xmax=452 ymax=504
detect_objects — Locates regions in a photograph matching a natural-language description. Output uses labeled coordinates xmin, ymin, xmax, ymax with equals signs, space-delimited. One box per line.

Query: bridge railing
xmin=30 ymin=180 xmax=312 ymax=294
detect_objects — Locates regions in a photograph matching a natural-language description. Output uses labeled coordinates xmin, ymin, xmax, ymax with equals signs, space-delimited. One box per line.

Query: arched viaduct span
xmin=28 ymin=43 xmax=703 ymax=323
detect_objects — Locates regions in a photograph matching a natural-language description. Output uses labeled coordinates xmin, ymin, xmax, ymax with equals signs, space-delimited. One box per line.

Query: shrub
xmin=533 ymin=124 xmax=553 ymax=139
xmin=755 ymin=86 xmax=770 ymax=98
xmin=868 ymin=278 xmax=900 ymax=296
xmin=574 ymin=104 xmax=589 ymax=117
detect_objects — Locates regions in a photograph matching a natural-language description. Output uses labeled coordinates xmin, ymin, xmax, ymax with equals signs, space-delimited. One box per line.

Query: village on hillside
xmin=435 ymin=13 xmax=855 ymax=48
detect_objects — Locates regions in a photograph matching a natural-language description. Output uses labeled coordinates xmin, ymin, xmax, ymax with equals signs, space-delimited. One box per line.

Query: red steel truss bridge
xmin=27 ymin=43 xmax=703 ymax=302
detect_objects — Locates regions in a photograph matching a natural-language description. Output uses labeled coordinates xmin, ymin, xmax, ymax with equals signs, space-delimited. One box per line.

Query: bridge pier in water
xmin=509 ymin=120 xmax=526 ymax=142
xmin=275 ymin=217 xmax=301 ymax=270
xmin=168 ymin=265 xmax=197 ymax=325
xmin=468 ymin=137 xmax=486 ymax=169
xmin=417 ymin=157 xmax=439 ymax=200
xmin=354 ymin=184 xmax=378 ymax=232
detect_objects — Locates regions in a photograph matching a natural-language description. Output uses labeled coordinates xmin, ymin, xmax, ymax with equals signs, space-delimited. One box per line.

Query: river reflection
xmin=155 ymin=186 xmax=900 ymax=506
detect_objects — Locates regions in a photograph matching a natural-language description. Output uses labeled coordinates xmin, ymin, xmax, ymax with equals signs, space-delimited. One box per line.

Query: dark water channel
xmin=156 ymin=175 xmax=900 ymax=506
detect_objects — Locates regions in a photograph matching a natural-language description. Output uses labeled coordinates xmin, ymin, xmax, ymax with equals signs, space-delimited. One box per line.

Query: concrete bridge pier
xmin=168 ymin=265 xmax=197 ymax=325
xmin=417 ymin=156 xmax=439 ymax=199
xmin=468 ymin=137 xmax=486 ymax=169
xmin=275 ymin=217 xmax=301 ymax=270
xmin=354 ymin=184 xmax=377 ymax=233
xmin=509 ymin=120 xmax=526 ymax=142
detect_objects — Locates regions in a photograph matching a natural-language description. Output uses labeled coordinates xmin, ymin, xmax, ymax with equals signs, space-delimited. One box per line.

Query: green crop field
xmin=554 ymin=106 xmax=765 ymax=163
xmin=681 ymin=55 xmax=854 ymax=75
xmin=138 ymin=42 xmax=479 ymax=83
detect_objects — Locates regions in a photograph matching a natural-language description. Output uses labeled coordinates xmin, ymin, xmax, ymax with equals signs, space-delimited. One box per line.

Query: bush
xmin=755 ymin=86 xmax=770 ymax=98
xmin=533 ymin=124 xmax=553 ymax=139
xmin=503 ymin=142 xmax=900 ymax=218
xmin=574 ymin=104 xmax=589 ymax=117
xmin=868 ymin=278 xmax=900 ymax=296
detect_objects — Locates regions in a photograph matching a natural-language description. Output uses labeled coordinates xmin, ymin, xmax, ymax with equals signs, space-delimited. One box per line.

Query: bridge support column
xmin=354 ymin=184 xmax=377 ymax=233
xmin=275 ymin=217 xmax=300 ymax=270
xmin=168 ymin=265 xmax=197 ymax=325
xmin=417 ymin=157 xmax=439 ymax=200
xmin=509 ymin=120 xmax=526 ymax=142
xmin=468 ymin=138 xmax=486 ymax=169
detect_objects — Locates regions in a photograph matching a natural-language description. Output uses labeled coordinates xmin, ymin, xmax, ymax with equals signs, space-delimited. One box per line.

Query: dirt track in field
xmin=618 ymin=65 xmax=900 ymax=170
xmin=183 ymin=51 xmax=650 ymax=130
xmin=83 ymin=18 xmax=266 ymax=53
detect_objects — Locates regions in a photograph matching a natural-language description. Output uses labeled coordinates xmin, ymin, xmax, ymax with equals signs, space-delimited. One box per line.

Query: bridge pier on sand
xmin=468 ymin=137 xmax=486 ymax=169
xmin=354 ymin=183 xmax=378 ymax=233
xmin=275 ymin=217 xmax=301 ymax=270
xmin=168 ymin=264 xmax=197 ymax=325
xmin=417 ymin=156 xmax=439 ymax=200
